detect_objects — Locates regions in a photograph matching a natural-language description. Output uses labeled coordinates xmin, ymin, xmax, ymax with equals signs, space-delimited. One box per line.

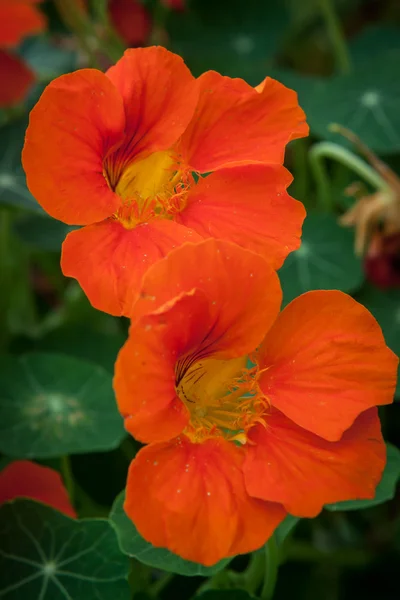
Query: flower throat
xmin=104 ymin=150 xmax=192 ymax=229
xmin=175 ymin=354 xmax=268 ymax=444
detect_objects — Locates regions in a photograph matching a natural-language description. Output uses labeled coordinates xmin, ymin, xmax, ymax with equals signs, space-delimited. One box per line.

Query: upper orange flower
xmin=0 ymin=0 xmax=45 ymax=106
xmin=113 ymin=239 xmax=398 ymax=566
xmin=0 ymin=460 xmax=76 ymax=518
xmin=22 ymin=46 xmax=307 ymax=316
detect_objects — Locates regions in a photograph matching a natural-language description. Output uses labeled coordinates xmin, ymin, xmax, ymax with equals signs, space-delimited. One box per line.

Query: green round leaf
xmin=349 ymin=25 xmax=400 ymax=66
xmin=0 ymin=353 xmax=125 ymax=458
xmin=168 ymin=0 xmax=287 ymax=84
xmin=36 ymin=327 xmax=127 ymax=373
xmin=0 ymin=499 xmax=129 ymax=599
xmin=304 ymin=55 xmax=400 ymax=154
xmin=326 ymin=443 xmax=400 ymax=511
xmin=109 ymin=492 xmax=231 ymax=576
xmin=356 ymin=286 xmax=400 ymax=397
xmin=279 ymin=213 xmax=363 ymax=305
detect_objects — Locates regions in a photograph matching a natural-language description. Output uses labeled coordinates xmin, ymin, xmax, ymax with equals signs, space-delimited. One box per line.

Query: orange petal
xmin=124 ymin=437 xmax=286 ymax=565
xmin=22 ymin=69 xmax=125 ymax=225
xmin=176 ymin=165 xmax=305 ymax=269
xmin=108 ymin=0 xmax=151 ymax=47
xmin=179 ymin=71 xmax=308 ymax=172
xmin=61 ymin=218 xmax=201 ymax=317
xmin=257 ymin=291 xmax=398 ymax=441
xmin=0 ymin=460 xmax=76 ymax=518
xmin=114 ymin=291 xmax=209 ymax=443
xmin=0 ymin=1 xmax=46 ymax=48
xmin=106 ymin=47 xmax=198 ymax=162
xmin=0 ymin=50 xmax=34 ymax=106
xmin=244 ymin=408 xmax=385 ymax=517
xmin=131 ymin=239 xmax=282 ymax=358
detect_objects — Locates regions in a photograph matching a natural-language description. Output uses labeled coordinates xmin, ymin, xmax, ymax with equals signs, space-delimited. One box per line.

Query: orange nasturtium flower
xmin=113 ymin=239 xmax=398 ymax=566
xmin=22 ymin=46 xmax=307 ymax=317
xmin=0 ymin=0 xmax=46 ymax=106
xmin=0 ymin=460 xmax=76 ymax=517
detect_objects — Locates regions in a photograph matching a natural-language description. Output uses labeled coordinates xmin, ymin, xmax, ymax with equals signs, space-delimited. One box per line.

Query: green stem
xmin=243 ymin=552 xmax=265 ymax=594
xmin=149 ymin=572 xmax=174 ymax=597
xmin=90 ymin=0 xmax=125 ymax=63
xmin=54 ymin=0 xmax=104 ymax=69
xmin=309 ymin=141 xmax=390 ymax=212
xmin=90 ymin=0 xmax=108 ymax=23
xmin=318 ymin=0 xmax=351 ymax=74
xmin=60 ymin=455 xmax=75 ymax=507
xmin=260 ymin=535 xmax=279 ymax=600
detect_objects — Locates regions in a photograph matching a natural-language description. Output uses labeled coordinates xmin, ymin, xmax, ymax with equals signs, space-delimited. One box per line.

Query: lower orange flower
xmin=113 ymin=239 xmax=398 ymax=566
xmin=0 ymin=460 xmax=76 ymax=518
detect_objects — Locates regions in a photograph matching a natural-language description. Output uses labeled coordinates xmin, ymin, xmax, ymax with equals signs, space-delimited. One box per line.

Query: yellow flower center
xmin=104 ymin=150 xmax=192 ymax=229
xmin=175 ymin=355 xmax=268 ymax=444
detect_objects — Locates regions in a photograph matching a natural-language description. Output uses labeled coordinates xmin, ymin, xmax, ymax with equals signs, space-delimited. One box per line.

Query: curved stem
xmin=318 ymin=0 xmax=351 ymax=74
xmin=150 ymin=572 xmax=174 ymax=597
xmin=260 ymin=535 xmax=279 ymax=600
xmin=309 ymin=141 xmax=390 ymax=212
xmin=54 ymin=0 xmax=101 ymax=68
xmin=243 ymin=551 xmax=265 ymax=594
xmin=90 ymin=0 xmax=125 ymax=62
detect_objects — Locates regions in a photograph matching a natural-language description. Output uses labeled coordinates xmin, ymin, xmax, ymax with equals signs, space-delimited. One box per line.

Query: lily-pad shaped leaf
xmin=0 ymin=499 xmax=130 ymax=599
xmin=303 ymin=54 xmax=400 ymax=154
xmin=109 ymin=492 xmax=231 ymax=576
xmin=168 ymin=0 xmax=287 ymax=84
xmin=279 ymin=212 xmax=363 ymax=305
xmin=326 ymin=443 xmax=400 ymax=511
xmin=356 ymin=286 xmax=400 ymax=397
xmin=36 ymin=327 xmax=127 ymax=374
xmin=0 ymin=353 xmax=125 ymax=458
xmin=349 ymin=25 xmax=400 ymax=66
